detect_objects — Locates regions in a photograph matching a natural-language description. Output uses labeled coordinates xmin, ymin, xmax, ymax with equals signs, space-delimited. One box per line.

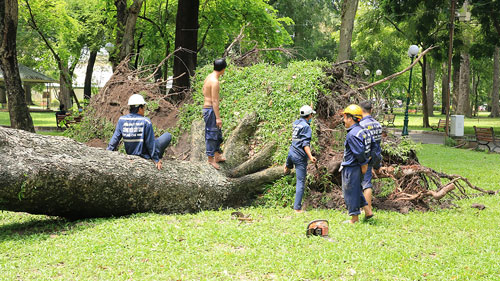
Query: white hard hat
xmin=128 ymin=94 xmax=146 ymax=106
xmin=300 ymin=105 xmax=316 ymax=117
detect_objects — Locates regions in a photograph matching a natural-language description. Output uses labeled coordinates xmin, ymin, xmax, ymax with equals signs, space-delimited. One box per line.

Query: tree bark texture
xmin=0 ymin=0 xmax=34 ymax=132
xmin=421 ymin=56 xmax=430 ymax=127
xmin=426 ymin=61 xmax=435 ymax=117
xmin=83 ymin=50 xmax=98 ymax=100
xmin=0 ymin=113 xmax=284 ymax=219
xmin=0 ymin=84 xmax=6 ymax=104
xmin=111 ymin=0 xmax=144 ymax=69
xmin=172 ymin=0 xmax=200 ymax=98
xmin=58 ymin=69 xmax=72 ymax=110
xmin=336 ymin=0 xmax=359 ymax=63
xmin=452 ymin=62 xmax=460 ymax=113
xmin=24 ymin=82 xmax=33 ymax=105
xmin=490 ymin=45 xmax=500 ymax=117
xmin=441 ymin=62 xmax=448 ymax=115
xmin=457 ymin=52 xmax=471 ymax=117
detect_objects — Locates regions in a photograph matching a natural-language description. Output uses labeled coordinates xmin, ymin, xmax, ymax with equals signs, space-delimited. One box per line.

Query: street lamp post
xmin=402 ymin=45 xmax=420 ymax=136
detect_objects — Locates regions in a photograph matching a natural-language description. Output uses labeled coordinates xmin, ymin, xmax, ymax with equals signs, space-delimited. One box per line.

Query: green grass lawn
xmin=0 ymin=111 xmax=57 ymax=127
xmin=389 ymin=110 xmax=500 ymax=136
xmin=1 ymin=145 xmax=499 ymax=280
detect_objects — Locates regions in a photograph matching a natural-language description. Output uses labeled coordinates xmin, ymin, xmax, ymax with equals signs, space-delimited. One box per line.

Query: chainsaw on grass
xmin=306 ymin=219 xmax=329 ymax=237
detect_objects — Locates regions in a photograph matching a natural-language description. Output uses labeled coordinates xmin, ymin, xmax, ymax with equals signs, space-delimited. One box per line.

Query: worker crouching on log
xmin=107 ymin=93 xmax=172 ymax=170
xmin=341 ymin=104 xmax=380 ymax=223
xmin=284 ymin=105 xmax=317 ymax=213
xmin=202 ymin=58 xmax=227 ymax=169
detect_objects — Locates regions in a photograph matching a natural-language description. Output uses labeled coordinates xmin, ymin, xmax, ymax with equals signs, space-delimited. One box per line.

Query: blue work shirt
xmin=360 ymin=115 xmax=382 ymax=144
xmin=106 ymin=113 xmax=159 ymax=162
xmin=288 ymin=118 xmax=312 ymax=159
xmin=341 ymin=122 xmax=372 ymax=167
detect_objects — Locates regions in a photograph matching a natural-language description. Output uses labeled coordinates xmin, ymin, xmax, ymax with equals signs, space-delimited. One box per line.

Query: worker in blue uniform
xmin=107 ymin=94 xmax=172 ymax=170
xmin=359 ymin=100 xmax=383 ymax=219
xmin=284 ymin=105 xmax=317 ymax=213
xmin=341 ymin=104 xmax=379 ymax=223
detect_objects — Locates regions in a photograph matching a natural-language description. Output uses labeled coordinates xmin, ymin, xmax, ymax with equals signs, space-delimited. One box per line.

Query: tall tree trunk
xmin=336 ymin=0 xmax=359 ymax=62
xmin=24 ymin=82 xmax=33 ymax=105
xmin=490 ymin=45 xmax=500 ymax=117
xmin=0 ymin=83 xmax=6 ymax=107
xmin=452 ymin=62 xmax=460 ymax=114
xmin=83 ymin=49 xmax=98 ymax=100
xmin=426 ymin=61 xmax=436 ymax=117
xmin=59 ymin=71 xmax=72 ymax=110
xmin=111 ymin=0 xmax=144 ymax=69
xmin=421 ymin=56 xmax=430 ymax=127
xmin=457 ymin=52 xmax=471 ymax=117
xmin=472 ymin=70 xmax=480 ymax=117
xmin=172 ymin=0 xmax=200 ymax=99
xmin=441 ymin=62 xmax=448 ymax=115
xmin=0 ymin=0 xmax=34 ymax=132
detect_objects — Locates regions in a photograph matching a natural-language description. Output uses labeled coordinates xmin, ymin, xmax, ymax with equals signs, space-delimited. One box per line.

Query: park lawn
xmin=0 ymin=111 xmax=57 ymax=127
xmin=1 ymin=144 xmax=500 ymax=280
xmin=389 ymin=110 xmax=500 ymax=136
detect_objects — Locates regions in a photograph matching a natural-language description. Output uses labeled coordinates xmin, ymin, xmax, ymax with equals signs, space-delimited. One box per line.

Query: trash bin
xmin=450 ymin=115 xmax=464 ymax=137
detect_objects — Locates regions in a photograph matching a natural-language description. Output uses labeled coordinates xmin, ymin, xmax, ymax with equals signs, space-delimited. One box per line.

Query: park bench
xmin=382 ymin=114 xmax=395 ymax=127
xmin=56 ymin=114 xmax=82 ymax=130
xmin=473 ymin=126 xmax=499 ymax=152
xmin=431 ymin=119 xmax=449 ymax=132
xmin=408 ymin=109 xmax=417 ymax=114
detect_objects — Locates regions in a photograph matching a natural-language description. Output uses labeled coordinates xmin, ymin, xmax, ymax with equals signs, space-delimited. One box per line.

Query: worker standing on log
xmin=340 ymin=104 xmax=375 ymax=223
xmin=202 ymin=58 xmax=227 ymax=170
xmin=284 ymin=105 xmax=317 ymax=213
xmin=107 ymin=93 xmax=172 ymax=170
xmin=359 ymin=100 xmax=383 ymax=219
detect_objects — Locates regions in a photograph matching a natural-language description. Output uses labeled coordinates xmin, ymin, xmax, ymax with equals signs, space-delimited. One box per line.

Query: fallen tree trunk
xmin=0 ymin=114 xmax=283 ymax=219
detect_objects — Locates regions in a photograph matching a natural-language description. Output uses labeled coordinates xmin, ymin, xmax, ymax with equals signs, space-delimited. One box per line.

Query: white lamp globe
xmin=375 ymin=69 xmax=382 ymax=76
xmin=364 ymin=69 xmax=371 ymax=76
xmin=408 ymin=45 xmax=419 ymax=57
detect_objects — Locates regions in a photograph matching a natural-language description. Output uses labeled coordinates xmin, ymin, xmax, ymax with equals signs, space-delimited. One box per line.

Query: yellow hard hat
xmin=343 ymin=104 xmax=363 ymax=118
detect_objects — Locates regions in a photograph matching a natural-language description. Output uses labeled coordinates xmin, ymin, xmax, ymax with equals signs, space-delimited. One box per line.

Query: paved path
xmin=388 ymin=128 xmax=500 ymax=152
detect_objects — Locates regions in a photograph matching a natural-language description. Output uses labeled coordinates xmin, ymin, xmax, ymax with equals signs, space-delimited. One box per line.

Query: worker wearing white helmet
xmin=284 ymin=105 xmax=317 ymax=213
xmin=107 ymin=93 xmax=172 ymax=170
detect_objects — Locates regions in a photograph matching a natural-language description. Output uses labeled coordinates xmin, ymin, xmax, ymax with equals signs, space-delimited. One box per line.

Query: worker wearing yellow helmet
xmin=340 ymin=104 xmax=378 ymax=223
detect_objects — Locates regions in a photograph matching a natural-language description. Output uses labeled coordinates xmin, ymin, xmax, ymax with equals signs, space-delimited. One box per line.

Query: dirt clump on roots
xmin=89 ymin=59 xmax=180 ymax=131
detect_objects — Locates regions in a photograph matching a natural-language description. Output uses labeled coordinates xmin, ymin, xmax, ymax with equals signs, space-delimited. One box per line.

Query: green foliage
xmin=381 ymin=136 xmax=421 ymax=161
xmin=181 ymin=60 xmax=328 ymax=163
xmin=444 ymin=137 xmax=458 ymax=147
xmin=254 ymin=175 xmax=297 ymax=208
xmin=270 ymin=0 xmax=341 ymax=61
xmin=63 ymin=109 xmax=115 ymax=143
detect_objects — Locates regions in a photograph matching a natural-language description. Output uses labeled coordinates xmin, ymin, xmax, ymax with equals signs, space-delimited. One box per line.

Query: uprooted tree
xmin=0 ymin=48 xmax=496 ymax=219
xmin=0 ymin=113 xmax=282 ymax=219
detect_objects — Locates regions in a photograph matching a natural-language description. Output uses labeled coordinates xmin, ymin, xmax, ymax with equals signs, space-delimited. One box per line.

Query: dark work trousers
xmin=155 ymin=132 xmax=172 ymax=160
xmin=286 ymin=152 xmax=308 ymax=210
xmin=203 ymin=107 xmax=223 ymax=157
xmin=342 ymin=165 xmax=367 ymax=216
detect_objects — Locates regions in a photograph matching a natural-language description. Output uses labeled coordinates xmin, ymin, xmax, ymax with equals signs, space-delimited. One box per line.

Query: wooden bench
xmin=408 ymin=109 xmax=417 ymax=114
xmin=382 ymin=114 xmax=395 ymax=127
xmin=473 ymin=126 xmax=499 ymax=152
xmin=431 ymin=119 xmax=449 ymax=132
xmin=56 ymin=114 xmax=82 ymax=130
